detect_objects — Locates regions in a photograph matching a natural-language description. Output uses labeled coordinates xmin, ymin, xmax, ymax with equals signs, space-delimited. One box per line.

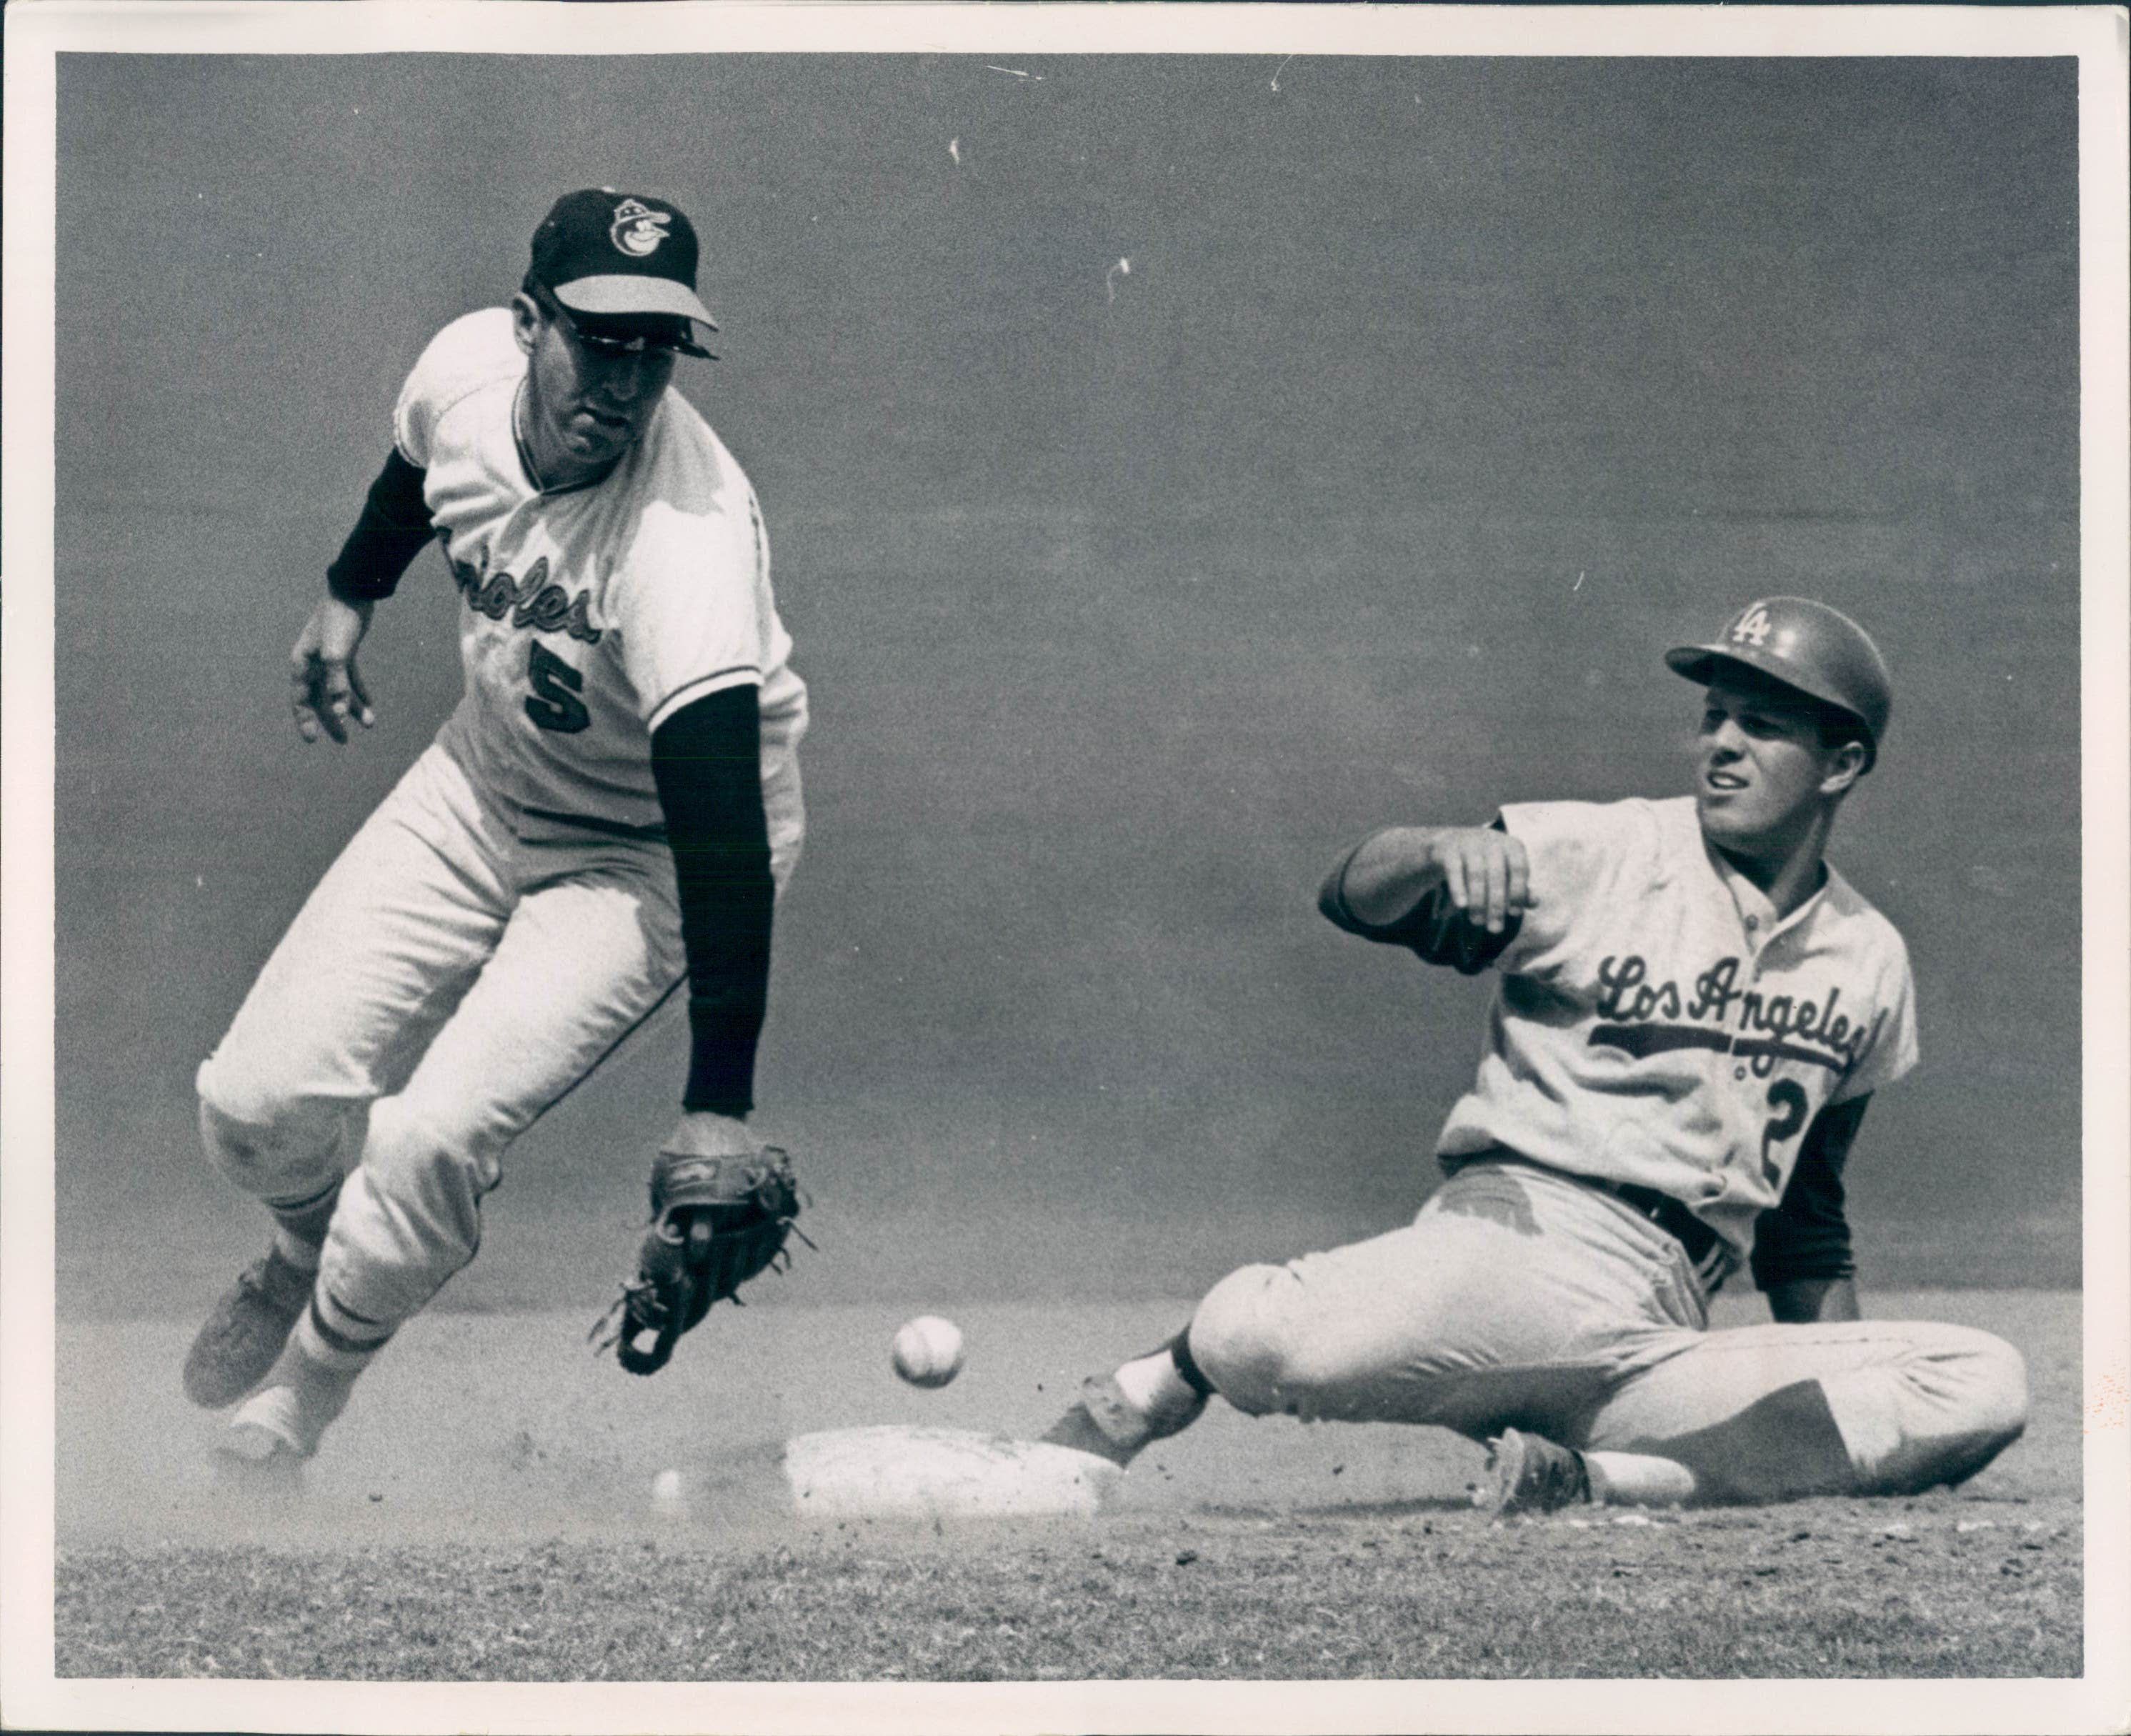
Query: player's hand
xmin=290 ymin=593 xmax=377 ymax=744
xmin=1429 ymin=827 xmax=1534 ymax=934
xmin=662 ymin=1109 xmax=759 ymax=1163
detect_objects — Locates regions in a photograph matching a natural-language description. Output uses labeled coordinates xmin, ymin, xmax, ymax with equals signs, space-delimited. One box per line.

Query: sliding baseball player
xmin=1047 ymin=599 xmax=2029 ymax=1510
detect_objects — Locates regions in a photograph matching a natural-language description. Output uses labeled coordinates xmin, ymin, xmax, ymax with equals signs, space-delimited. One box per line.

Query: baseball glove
xmin=592 ymin=1144 xmax=807 ymax=1375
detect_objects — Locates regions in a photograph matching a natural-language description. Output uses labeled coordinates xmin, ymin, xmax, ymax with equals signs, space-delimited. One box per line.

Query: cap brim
xmin=1664 ymin=643 xmax=1729 ymax=685
xmin=552 ymin=274 xmax=719 ymax=331
xmin=1664 ymin=642 xmax=1859 ymax=726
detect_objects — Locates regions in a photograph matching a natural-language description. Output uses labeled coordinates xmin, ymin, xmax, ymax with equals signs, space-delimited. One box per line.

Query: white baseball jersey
xmin=1435 ymin=796 xmax=1918 ymax=1264
xmin=394 ymin=309 xmax=807 ymax=835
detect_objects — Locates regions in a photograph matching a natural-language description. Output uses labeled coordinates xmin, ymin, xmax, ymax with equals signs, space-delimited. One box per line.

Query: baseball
xmin=650 ymin=1468 xmax=687 ymax=1512
xmin=892 ymin=1315 xmax=964 ymax=1388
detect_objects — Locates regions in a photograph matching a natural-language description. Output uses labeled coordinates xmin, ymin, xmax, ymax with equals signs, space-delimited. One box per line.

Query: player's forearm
xmin=1330 ymin=827 xmax=1457 ymax=927
xmin=1765 ymin=1277 xmax=1860 ymax=1324
xmin=652 ymin=687 xmax=776 ymax=1118
xmin=326 ymin=448 xmax=436 ymax=604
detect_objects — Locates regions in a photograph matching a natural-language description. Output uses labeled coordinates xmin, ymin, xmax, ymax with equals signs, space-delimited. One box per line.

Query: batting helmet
xmin=1664 ymin=597 xmax=1893 ymax=766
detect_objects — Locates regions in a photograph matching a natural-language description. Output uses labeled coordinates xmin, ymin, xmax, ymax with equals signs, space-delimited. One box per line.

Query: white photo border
xmin=4 ymin=6 xmax=2125 ymax=1732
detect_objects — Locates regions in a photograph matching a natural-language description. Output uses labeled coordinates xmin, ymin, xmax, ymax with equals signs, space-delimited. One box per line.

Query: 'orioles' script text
xmin=452 ymin=555 xmax=603 ymax=644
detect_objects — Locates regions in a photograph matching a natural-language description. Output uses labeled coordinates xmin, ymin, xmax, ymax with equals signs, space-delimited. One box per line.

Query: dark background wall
xmin=54 ymin=54 xmax=2080 ymax=1312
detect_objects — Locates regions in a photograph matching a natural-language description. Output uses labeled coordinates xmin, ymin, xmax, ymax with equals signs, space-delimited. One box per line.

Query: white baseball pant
xmin=1187 ymin=1157 xmax=2028 ymax=1502
xmin=195 ymin=735 xmax=804 ymax=1338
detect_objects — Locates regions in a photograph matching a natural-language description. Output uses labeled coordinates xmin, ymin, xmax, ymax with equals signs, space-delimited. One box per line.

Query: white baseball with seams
xmin=892 ymin=1316 xmax=964 ymax=1388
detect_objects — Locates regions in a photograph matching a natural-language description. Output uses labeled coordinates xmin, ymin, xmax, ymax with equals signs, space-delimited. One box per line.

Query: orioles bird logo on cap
xmin=609 ymin=198 xmax=673 ymax=259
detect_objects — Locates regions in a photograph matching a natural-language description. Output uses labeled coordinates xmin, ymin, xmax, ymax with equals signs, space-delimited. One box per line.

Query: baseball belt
xmin=1476 ymin=1151 xmax=1722 ymax=1272
xmin=1605 ymin=1179 xmax=1722 ymax=1272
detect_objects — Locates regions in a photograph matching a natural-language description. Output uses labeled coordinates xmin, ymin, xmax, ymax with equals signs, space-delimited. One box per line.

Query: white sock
xmin=1584 ymin=1448 xmax=1698 ymax=1507
xmin=273 ymin=1224 xmax=323 ymax=1272
xmin=1112 ymin=1349 xmax=1197 ymax=1417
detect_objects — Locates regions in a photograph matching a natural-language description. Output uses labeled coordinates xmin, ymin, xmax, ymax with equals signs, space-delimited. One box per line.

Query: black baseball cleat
xmin=183 ymin=1247 xmax=318 ymax=1410
xmin=1040 ymin=1399 xmax=1135 ymax=1467
xmin=1479 ymin=1427 xmax=1593 ymax=1516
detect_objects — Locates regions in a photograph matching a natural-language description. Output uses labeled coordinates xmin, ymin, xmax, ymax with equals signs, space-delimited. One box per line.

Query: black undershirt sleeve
xmin=650 ymin=685 xmax=775 ymax=1118
xmin=1750 ymin=1094 xmax=1869 ymax=1289
xmin=1315 ymin=817 xmax=1521 ymax=974
xmin=326 ymin=448 xmax=436 ymax=604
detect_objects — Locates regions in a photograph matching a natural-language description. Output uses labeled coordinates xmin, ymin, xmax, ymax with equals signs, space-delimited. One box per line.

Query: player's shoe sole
xmin=212 ymin=1416 xmax=309 ymax=1492
xmin=1478 ymin=1427 xmax=1593 ymax=1516
xmin=184 ymin=1247 xmax=318 ymax=1410
xmin=1039 ymin=1372 xmax=1209 ymax=1468
xmin=214 ymin=1341 xmax=359 ymax=1475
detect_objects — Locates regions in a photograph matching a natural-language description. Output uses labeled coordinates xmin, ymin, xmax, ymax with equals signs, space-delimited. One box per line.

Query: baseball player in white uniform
xmin=184 ymin=189 xmax=808 ymax=1468
xmin=1045 ymin=599 xmax=2030 ymax=1510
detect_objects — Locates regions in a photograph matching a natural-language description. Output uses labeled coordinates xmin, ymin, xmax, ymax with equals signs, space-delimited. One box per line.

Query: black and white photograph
xmin=4 ymin=5 xmax=2125 ymax=1732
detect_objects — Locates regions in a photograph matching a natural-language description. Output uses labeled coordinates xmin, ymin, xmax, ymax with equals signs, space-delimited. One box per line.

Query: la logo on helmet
xmin=1731 ymin=606 xmax=1775 ymax=648
xmin=609 ymin=199 xmax=672 ymax=258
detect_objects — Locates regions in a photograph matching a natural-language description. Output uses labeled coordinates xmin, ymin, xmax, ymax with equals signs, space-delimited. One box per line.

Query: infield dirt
xmin=55 ymin=1287 xmax=2080 ymax=1680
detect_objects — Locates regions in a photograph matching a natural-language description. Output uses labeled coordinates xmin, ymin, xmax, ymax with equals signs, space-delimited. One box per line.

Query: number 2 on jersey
xmin=524 ymin=641 xmax=590 ymax=734
xmin=1760 ymin=1079 xmax=1808 ymax=1192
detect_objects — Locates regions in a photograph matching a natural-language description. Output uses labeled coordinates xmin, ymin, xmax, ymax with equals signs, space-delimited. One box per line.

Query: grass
xmin=51 ymin=1292 xmax=2085 ymax=1682
xmin=56 ymin=1489 xmax=2080 ymax=1681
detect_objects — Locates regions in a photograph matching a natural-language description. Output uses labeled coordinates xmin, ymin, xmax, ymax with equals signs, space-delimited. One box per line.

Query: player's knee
xmin=1954 ymin=1327 xmax=2030 ymax=1450
xmin=1189 ymin=1262 xmax=1346 ymax=1417
xmin=195 ymin=1090 xmax=351 ymax=1203
xmin=196 ymin=1045 xmax=305 ymax=1139
xmin=1893 ymin=1324 xmax=2029 ymax=1491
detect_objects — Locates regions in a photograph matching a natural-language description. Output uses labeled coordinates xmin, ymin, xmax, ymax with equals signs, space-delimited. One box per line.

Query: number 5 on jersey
xmin=525 ymin=641 xmax=590 ymax=734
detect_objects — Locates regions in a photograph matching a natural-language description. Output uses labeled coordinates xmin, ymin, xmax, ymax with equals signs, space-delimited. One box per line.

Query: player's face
xmin=1692 ymin=677 xmax=1854 ymax=857
xmin=515 ymin=294 xmax=680 ymax=477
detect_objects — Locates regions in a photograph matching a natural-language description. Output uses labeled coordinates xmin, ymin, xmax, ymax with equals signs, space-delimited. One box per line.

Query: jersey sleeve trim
xmin=645 ymin=664 xmax=763 ymax=736
xmin=326 ymin=447 xmax=436 ymax=604
xmin=1750 ymin=1094 xmax=1867 ymax=1287
xmin=1317 ymin=824 xmax=1520 ymax=974
xmin=652 ymin=687 xmax=774 ymax=1117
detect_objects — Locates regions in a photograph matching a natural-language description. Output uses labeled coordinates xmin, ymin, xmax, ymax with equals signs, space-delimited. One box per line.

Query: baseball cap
xmin=528 ymin=189 xmax=719 ymax=354
xmin=1664 ymin=596 xmax=1892 ymax=763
